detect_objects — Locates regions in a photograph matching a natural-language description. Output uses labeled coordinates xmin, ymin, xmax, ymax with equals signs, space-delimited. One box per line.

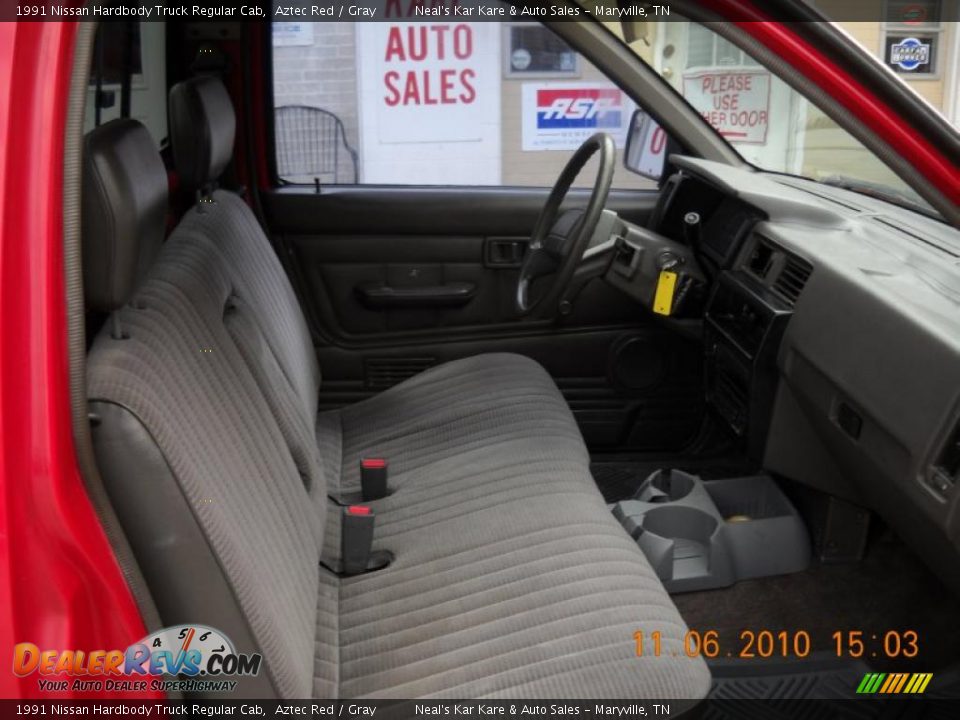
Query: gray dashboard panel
xmin=670 ymin=156 xmax=960 ymax=589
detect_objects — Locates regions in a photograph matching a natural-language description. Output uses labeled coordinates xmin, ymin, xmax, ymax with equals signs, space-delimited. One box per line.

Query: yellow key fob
xmin=653 ymin=271 xmax=678 ymax=316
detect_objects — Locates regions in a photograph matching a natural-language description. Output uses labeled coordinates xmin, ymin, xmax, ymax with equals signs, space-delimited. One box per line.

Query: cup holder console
xmin=635 ymin=469 xmax=696 ymax=503
xmin=613 ymin=471 xmax=810 ymax=592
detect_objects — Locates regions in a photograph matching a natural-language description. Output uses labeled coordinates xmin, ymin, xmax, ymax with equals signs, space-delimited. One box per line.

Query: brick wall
xmin=273 ymin=24 xmax=361 ymax=183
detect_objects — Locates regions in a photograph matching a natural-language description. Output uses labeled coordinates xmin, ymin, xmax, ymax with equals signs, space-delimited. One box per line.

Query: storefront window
xmin=601 ymin=16 xmax=937 ymax=216
xmin=883 ymin=0 xmax=944 ymax=75
xmin=271 ymin=21 xmax=653 ymax=189
xmin=686 ymin=24 xmax=760 ymax=69
xmin=504 ymin=24 xmax=579 ymax=78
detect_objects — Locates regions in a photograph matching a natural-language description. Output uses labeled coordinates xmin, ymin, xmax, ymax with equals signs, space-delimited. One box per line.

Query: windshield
xmin=592 ymin=14 xmax=942 ymax=218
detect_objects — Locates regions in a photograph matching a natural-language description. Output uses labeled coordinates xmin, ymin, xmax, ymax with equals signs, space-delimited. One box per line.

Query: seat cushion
xmin=337 ymin=489 xmax=711 ymax=700
xmin=319 ymin=353 xmax=590 ymax=501
xmin=319 ymin=354 xmax=711 ymax=700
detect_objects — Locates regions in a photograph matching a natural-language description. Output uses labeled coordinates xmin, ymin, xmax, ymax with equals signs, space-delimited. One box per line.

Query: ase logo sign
xmin=523 ymin=83 xmax=633 ymax=151
xmin=535 ymin=88 xmax=623 ymax=129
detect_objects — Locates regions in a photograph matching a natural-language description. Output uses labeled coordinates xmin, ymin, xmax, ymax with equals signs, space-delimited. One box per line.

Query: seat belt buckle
xmin=360 ymin=458 xmax=389 ymax=501
xmin=341 ymin=505 xmax=375 ymax=576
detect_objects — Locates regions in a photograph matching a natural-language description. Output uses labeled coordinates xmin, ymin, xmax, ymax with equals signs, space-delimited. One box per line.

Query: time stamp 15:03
xmin=635 ymin=630 xmax=920 ymax=659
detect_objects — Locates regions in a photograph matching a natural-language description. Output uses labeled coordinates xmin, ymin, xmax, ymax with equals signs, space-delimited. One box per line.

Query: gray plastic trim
xmin=614 ymin=470 xmax=811 ymax=592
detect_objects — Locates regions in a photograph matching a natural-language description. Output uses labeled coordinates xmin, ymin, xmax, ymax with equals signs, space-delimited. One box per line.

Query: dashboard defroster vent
xmin=772 ymin=257 xmax=813 ymax=305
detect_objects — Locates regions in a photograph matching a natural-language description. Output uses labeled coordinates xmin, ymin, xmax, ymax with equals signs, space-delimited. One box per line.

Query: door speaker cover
xmin=609 ymin=334 xmax=667 ymax=391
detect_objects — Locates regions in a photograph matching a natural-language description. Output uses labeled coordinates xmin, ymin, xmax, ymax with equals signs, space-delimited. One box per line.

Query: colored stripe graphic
xmin=892 ymin=673 xmax=909 ymax=693
xmin=857 ymin=672 xmax=932 ymax=694
xmin=903 ymin=674 xmax=920 ymax=693
xmin=536 ymin=88 xmax=622 ymax=105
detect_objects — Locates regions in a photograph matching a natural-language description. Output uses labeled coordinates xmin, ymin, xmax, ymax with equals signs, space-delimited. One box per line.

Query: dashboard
xmin=602 ymin=156 xmax=960 ymax=591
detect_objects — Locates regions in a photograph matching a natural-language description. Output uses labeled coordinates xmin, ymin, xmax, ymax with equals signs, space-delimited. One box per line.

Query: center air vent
xmin=772 ymin=256 xmax=813 ymax=305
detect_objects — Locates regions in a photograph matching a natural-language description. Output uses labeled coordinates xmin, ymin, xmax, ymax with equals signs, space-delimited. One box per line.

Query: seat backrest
xmin=168 ymin=76 xmax=331 ymax=494
xmin=83 ymin=119 xmax=334 ymax=698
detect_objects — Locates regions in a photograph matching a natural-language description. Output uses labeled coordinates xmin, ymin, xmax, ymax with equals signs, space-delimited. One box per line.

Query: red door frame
xmin=0 ymin=22 xmax=160 ymax=700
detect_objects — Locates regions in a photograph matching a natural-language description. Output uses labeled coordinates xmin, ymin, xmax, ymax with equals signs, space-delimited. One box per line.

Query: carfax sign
xmin=886 ymin=35 xmax=935 ymax=73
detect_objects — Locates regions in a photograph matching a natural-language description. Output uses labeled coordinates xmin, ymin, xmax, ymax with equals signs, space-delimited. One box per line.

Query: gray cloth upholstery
xmin=339 ymin=498 xmax=703 ymax=699
xmin=168 ymin=76 xmax=236 ymax=192
xmin=83 ymin=92 xmax=711 ymax=701
xmin=82 ymin=119 xmax=167 ymax=311
xmin=324 ymin=359 xmax=710 ymax=699
xmin=320 ymin=353 xmax=589 ymax=501
xmin=87 ymin=237 xmax=322 ymax=698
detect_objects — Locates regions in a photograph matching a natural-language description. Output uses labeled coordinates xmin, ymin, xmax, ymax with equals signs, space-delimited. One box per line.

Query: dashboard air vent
xmin=772 ymin=257 xmax=813 ymax=305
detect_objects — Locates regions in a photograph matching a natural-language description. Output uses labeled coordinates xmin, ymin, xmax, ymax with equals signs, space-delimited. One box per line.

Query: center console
xmin=605 ymin=176 xmax=818 ymax=588
xmin=613 ymin=470 xmax=810 ymax=592
xmin=603 ymin=172 xmax=814 ymax=463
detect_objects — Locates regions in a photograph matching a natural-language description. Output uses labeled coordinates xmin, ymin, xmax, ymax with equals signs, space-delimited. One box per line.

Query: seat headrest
xmin=168 ymin=75 xmax=236 ymax=193
xmin=82 ymin=119 xmax=167 ymax=313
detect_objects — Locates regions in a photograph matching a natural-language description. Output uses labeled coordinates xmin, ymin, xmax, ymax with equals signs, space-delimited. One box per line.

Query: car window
xmin=271 ymin=20 xmax=655 ymax=189
xmin=595 ymin=14 xmax=942 ymax=217
xmin=84 ymin=22 xmax=167 ymax=147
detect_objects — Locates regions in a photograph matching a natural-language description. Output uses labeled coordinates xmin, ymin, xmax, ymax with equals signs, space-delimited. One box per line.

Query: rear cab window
xmin=85 ymin=22 xmax=167 ymax=147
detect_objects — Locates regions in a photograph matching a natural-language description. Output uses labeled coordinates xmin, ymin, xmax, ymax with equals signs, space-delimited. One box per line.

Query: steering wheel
xmin=516 ymin=132 xmax=616 ymax=316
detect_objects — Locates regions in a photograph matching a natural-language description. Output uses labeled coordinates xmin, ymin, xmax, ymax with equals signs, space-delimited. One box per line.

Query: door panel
xmin=266 ymin=186 xmax=657 ymax=337
xmin=263 ymin=186 xmax=705 ymax=451
xmin=297 ymin=233 xmax=512 ymax=335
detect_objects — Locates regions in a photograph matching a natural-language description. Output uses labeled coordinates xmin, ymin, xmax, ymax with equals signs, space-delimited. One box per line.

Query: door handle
xmin=485 ymin=237 xmax=529 ymax=268
xmin=355 ymin=282 xmax=477 ymax=308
